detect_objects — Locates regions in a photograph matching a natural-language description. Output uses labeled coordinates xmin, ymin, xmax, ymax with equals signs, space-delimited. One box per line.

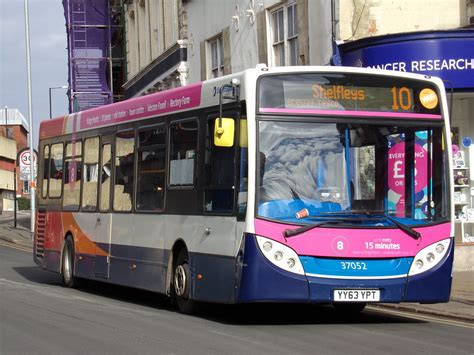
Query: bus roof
xmin=39 ymin=65 xmax=445 ymax=140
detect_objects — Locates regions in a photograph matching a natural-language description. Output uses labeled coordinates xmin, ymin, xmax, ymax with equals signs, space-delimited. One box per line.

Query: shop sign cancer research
xmin=340 ymin=33 xmax=474 ymax=90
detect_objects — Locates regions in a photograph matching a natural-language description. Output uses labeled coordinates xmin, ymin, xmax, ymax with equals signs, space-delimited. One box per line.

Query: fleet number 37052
xmin=340 ymin=261 xmax=368 ymax=270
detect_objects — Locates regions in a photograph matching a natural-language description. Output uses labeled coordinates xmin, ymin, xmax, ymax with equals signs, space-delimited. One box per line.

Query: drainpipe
xmin=177 ymin=39 xmax=189 ymax=87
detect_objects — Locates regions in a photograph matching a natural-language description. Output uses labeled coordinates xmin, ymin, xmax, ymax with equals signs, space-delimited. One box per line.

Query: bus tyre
xmin=61 ymin=236 xmax=78 ymax=288
xmin=333 ymin=302 xmax=367 ymax=315
xmin=173 ymin=251 xmax=198 ymax=314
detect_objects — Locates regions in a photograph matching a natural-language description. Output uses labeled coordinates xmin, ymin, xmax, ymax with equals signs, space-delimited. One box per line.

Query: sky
xmin=0 ymin=0 xmax=69 ymax=146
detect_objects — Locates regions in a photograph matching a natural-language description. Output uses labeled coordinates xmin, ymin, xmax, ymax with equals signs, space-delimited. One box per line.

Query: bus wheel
xmin=173 ymin=251 xmax=198 ymax=314
xmin=333 ymin=302 xmax=367 ymax=315
xmin=61 ymin=236 xmax=78 ymax=288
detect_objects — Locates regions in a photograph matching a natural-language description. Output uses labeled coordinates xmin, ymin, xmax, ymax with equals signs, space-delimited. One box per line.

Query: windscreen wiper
xmin=319 ymin=209 xmax=421 ymax=240
xmin=283 ymin=216 xmax=380 ymax=239
xmin=379 ymin=213 xmax=421 ymax=240
xmin=284 ymin=220 xmax=342 ymax=239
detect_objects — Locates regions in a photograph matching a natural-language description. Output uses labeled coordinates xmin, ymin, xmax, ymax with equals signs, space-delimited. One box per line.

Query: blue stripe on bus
xmin=300 ymin=256 xmax=412 ymax=279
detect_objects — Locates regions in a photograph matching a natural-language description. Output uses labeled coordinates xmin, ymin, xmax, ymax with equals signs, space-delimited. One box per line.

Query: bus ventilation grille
xmin=35 ymin=211 xmax=46 ymax=259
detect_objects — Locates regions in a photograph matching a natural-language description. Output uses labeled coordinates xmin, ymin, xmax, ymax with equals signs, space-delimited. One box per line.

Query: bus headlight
xmin=408 ymin=238 xmax=451 ymax=276
xmin=256 ymin=236 xmax=304 ymax=275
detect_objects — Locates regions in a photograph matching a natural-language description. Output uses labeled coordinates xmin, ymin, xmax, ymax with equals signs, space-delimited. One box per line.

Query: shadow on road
xmin=12 ymin=264 xmax=425 ymax=326
xmin=13 ymin=266 xmax=62 ymax=286
xmin=195 ymin=302 xmax=425 ymax=326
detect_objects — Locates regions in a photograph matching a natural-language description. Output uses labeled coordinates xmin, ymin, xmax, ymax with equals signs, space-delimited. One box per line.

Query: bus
xmin=34 ymin=65 xmax=454 ymax=314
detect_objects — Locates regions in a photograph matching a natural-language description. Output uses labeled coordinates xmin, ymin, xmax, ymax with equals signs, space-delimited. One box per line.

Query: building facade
xmin=120 ymin=0 xmax=337 ymax=96
xmin=122 ymin=0 xmax=186 ymax=98
xmin=0 ymin=108 xmax=30 ymax=212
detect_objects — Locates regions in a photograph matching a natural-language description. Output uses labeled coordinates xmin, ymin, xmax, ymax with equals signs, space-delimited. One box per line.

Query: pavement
xmin=0 ymin=211 xmax=472 ymax=323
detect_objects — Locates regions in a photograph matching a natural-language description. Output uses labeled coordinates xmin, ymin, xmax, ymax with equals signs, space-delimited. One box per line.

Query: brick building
xmin=0 ymin=108 xmax=29 ymax=212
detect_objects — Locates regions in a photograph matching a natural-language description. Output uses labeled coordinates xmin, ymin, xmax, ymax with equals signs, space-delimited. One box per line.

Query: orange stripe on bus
xmin=62 ymin=213 xmax=109 ymax=256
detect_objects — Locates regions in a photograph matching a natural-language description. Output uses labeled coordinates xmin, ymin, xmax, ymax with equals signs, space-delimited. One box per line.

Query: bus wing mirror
xmin=214 ymin=118 xmax=235 ymax=147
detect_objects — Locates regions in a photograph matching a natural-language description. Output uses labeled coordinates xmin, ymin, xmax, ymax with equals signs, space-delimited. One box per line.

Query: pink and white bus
xmin=34 ymin=65 xmax=454 ymax=314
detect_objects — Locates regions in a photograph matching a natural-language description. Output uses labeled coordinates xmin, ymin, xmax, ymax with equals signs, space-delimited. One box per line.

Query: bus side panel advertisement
xmin=79 ymin=83 xmax=203 ymax=130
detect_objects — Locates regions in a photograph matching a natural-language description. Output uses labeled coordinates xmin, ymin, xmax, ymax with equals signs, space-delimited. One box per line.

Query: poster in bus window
xmin=387 ymin=132 xmax=430 ymax=219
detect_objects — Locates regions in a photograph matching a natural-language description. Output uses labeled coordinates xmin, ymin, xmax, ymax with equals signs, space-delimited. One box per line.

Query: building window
xmin=270 ymin=2 xmax=298 ymax=66
xmin=208 ymin=36 xmax=224 ymax=78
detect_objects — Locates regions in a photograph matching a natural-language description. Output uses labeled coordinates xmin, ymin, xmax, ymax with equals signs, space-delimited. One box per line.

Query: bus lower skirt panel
xmin=238 ymin=234 xmax=310 ymax=303
xmin=404 ymin=241 xmax=454 ymax=303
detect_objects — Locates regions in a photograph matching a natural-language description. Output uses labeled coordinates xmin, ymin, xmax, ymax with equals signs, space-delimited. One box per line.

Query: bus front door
xmin=95 ymin=136 xmax=113 ymax=278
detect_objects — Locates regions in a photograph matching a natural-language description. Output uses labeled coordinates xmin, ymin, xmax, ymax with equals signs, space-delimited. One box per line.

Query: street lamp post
xmin=49 ymin=85 xmax=68 ymax=119
xmin=24 ymin=0 xmax=35 ymax=236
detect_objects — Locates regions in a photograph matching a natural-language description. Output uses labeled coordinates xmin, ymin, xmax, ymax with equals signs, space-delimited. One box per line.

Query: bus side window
xmin=82 ymin=137 xmax=99 ymax=211
xmin=100 ymin=143 xmax=112 ymax=211
xmin=114 ymin=130 xmax=135 ymax=211
xmin=41 ymin=145 xmax=50 ymax=199
xmin=204 ymin=117 xmax=235 ymax=213
xmin=137 ymin=125 xmax=166 ymax=211
xmin=169 ymin=120 xmax=198 ymax=187
xmin=63 ymin=141 xmax=83 ymax=210
xmin=49 ymin=143 xmax=64 ymax=198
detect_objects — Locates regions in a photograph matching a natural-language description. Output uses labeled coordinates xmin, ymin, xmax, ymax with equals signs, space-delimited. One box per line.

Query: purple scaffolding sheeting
xmin=63 ymin=0 xmax=112 ymax=113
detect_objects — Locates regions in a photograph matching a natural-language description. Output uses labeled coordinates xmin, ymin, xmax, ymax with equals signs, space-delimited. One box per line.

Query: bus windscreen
xmin=258 ymin=73 xmax=442 ymax=117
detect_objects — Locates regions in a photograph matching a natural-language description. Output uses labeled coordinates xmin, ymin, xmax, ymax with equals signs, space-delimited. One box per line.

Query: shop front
xmin=338 ymin=29 xmax=474 ymax=247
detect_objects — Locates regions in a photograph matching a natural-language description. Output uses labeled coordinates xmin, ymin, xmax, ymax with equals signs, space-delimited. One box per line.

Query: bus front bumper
xmin=237 ymin=234 xmax=453 ymax=304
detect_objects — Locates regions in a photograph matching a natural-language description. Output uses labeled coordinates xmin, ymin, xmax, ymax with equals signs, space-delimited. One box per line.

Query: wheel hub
xmin=174 ymin=265 xmax=187 ymax=297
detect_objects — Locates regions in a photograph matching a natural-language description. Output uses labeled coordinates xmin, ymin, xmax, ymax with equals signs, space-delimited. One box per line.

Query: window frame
xmin=48 ymin=142 xmax=64 ymax=199
xmin=168 ymin=118 xmax=199 ymax=190
xmin=62 ymin=140 xmax=83 ymax=211
xmin=207 ymin=35 xmax=224 ymax=79
xmin=112 ymin=129 xmax=136 ymax=213
xmin=41 ymin=144 xmax=50 ymax=199
xmin=81 ymin=136 xmax=100 ymax=212
xmin=135 ymin=123 xmax=168 ymax=213
xmin=202 ymin=113 xmax=240 ymax=215
xmin=269 ymin=1 xmax=298 ymax=67
xmin=99 ymin=135 xmax=114 ymax=213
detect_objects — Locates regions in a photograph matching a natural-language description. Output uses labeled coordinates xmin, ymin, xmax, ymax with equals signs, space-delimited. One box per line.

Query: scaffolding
xmin=63 ymin=0 xmax=124 ymax=112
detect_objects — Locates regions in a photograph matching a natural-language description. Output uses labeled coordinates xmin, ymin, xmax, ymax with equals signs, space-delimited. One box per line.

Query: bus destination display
xmin=259 ymin=73 xmax=441 ymax=116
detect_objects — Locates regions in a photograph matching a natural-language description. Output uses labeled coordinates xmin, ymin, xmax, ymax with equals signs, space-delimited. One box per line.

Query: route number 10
xmin=391 ymin=86 xmax=412 ymax=111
